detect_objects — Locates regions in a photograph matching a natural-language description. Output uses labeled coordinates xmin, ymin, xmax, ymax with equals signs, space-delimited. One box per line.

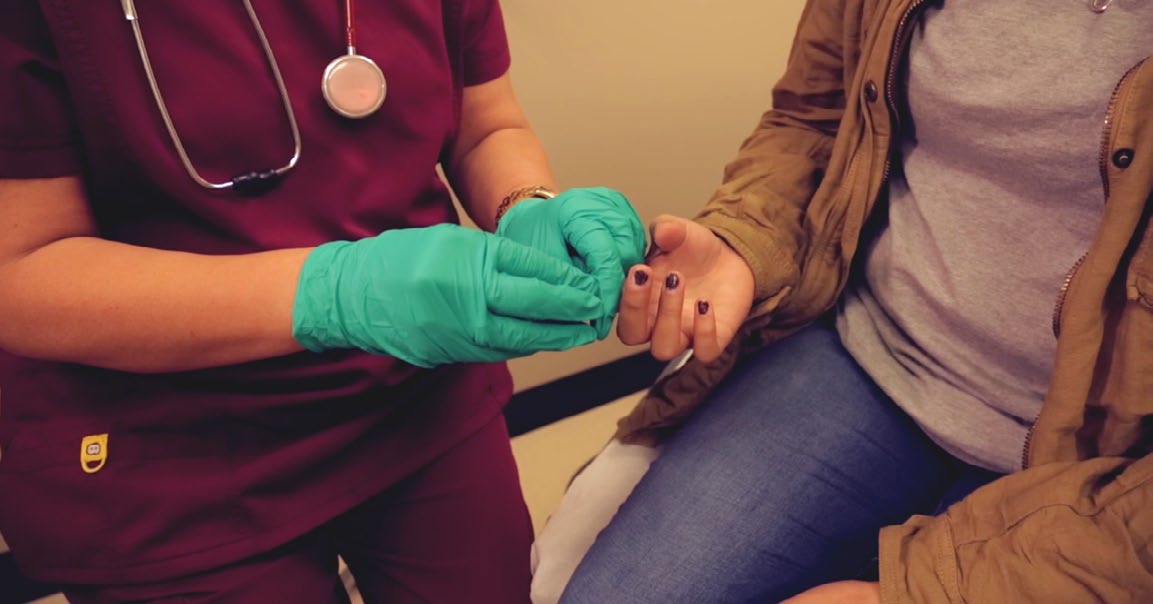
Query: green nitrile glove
xmin=292 ymin=224 xmax=602 ymax=368
xmin=495 ymin=187 xmax=646 ymax=339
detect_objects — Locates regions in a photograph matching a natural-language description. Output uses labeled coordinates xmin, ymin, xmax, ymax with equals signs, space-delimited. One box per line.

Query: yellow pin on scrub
xmin=80 ymin=433 xmax=109 ymax=474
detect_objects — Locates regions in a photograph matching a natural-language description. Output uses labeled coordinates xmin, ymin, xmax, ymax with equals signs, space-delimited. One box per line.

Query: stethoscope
xmin=119 ymin=0 xmax=387 ymax=194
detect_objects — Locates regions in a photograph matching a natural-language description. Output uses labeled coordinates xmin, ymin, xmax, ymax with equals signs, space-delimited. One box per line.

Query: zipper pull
xmin=1089 ymin=0 xmax=1113 ymax=13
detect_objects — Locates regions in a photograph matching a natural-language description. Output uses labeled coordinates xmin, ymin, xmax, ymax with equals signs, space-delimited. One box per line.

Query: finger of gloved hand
xmin=589 ymin=313 xmax=615 ymax=341
xmin=484 ymin=316 xmax=599 ymax=354
xmin=491 ymin=236 xmax=600 ymax=295
xmin=615 ymin=232 xmax=646 ymax=269
xmin=568 ymin=187 xmax=633 ymax=220
xmin=562 ymin=189 xmax=646 ymax=264
xmin=569 ymin=226 xmax=627 ymax=299
xmin=609 ymin=211 xmax=647 ymax=268
xmin=571 ymin=229 xmax=627 ymax=340
xmin=486 ymin=273 xmax=603 ymax=322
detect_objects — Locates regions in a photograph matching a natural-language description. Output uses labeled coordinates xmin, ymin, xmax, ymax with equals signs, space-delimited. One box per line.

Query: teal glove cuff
xmin=292 ymin=240 xmax=358 ymax=353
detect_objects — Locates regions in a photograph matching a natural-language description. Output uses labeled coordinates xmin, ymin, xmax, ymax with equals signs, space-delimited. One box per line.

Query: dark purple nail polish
xmin=665 ymin=273 xmax=680 ymax=290
xmin=697 ymin=300 xmax=710 ymax=315
xmin=634 ymin=270 xmax=649 ymax=286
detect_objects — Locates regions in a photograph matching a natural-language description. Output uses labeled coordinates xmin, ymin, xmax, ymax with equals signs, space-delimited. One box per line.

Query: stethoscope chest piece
xmin=322 ymin=53 xmax=387 ymax=119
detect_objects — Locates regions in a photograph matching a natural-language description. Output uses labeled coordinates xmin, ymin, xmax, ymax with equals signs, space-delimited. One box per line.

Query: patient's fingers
xmin=692 ymin=299 xmax=722 ymax=362
xmin=617 ymin=266 xmax=654 ymax=345
xmin=650 ymin=271 xmax=688 ymax=361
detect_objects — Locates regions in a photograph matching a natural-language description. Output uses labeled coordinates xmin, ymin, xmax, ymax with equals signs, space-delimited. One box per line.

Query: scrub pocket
xmin=0 ymin=419 xmax=248 ymax=582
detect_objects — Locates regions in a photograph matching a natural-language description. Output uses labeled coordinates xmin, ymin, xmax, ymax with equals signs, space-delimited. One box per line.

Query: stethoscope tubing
xmin=119 ymin=0 xmax=302 ymax=192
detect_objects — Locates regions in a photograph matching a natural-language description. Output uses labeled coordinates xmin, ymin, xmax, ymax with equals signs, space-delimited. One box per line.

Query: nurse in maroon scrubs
xmin=0 ymin=1 xmax=644 ymax=603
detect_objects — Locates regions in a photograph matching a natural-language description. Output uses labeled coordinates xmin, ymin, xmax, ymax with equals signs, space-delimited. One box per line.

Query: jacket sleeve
xmin=880 ymin=455 xmax=1153 ymax=604
xmin=694 ymin=0 xmax=859 ymax=307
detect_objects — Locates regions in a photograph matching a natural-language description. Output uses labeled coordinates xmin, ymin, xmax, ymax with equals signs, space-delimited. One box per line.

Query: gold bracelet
xmin=494 ymin=185 xmax=558 ymax=227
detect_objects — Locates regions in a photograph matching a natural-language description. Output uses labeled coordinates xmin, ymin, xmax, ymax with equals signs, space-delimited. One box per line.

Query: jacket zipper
xmin=879 ymin=0 xmax=931 ymax=186
xmin=1024 ymin=58 xmax=1146 ymax=470
xmin=1049 ymin=255 xmax=1087 ymax=339
xmin=811 ymin=0 xmax=930 ymax=288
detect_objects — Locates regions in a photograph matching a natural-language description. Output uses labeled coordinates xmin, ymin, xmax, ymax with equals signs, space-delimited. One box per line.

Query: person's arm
xmin=0 ymin=3 xmax=310 ymax=373
xmin=0 ymin=176 xmax=604 ymax=373
xmin=0 ymin=177 xmax=310 ymax=373
xmin=614 ymin=0 xmax=856 ymax=363
xmin=445 ymin=72 xmax=557 ymax=232
xmin=612 ymin=0 xmax=859 ymax=442
xmin=0 ymin=3 xmax=603 ymax=375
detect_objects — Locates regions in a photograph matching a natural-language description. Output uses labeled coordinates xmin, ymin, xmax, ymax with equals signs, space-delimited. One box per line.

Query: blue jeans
xmin=562 ymin=321 xmax=1001 ymax=604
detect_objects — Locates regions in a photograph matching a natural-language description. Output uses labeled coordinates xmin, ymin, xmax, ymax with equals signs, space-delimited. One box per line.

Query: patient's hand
xmin=781 ymin=581 xmax=881 ymax=604
xmin=616 ymin=215 xmax=754 ymax=363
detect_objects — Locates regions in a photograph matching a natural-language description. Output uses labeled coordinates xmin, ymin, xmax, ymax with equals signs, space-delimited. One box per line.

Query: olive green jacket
xmin=615 ymin=0 xmax=1153 ymax=601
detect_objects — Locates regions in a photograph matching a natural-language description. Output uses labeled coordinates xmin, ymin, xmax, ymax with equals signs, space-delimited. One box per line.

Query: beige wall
xmin=500 ymin=0 xmax=807 ymax=391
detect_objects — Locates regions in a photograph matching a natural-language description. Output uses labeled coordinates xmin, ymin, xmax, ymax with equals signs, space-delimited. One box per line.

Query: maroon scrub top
xmin=0 ymin=0 xmax=513 ymax=584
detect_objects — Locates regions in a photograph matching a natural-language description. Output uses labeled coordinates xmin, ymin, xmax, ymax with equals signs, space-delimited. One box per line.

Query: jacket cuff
xmin=693 ymin=212 xmax=798 ymax=304
xmin=879 ymin=518 xmax=961 ymax=604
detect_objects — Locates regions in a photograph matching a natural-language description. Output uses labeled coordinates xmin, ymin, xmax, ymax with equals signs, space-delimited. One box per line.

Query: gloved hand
xmin=292 ymin=223 xmax=603 ymax=368
xmin=496 ymin=187 xmax=645 ymax=338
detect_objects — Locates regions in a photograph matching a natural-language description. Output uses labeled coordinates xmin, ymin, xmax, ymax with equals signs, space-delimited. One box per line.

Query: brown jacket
xmin=615 ymin=0 xmax=1153 ymax=601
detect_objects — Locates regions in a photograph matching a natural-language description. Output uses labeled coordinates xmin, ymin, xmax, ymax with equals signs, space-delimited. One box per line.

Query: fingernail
xmin=665 ymin=273 xmax=680 ymax=290
xmin=697 ymin=300 xmax=709 ymax=315
xmin=634 ymin=270 xmax=649 ymax=286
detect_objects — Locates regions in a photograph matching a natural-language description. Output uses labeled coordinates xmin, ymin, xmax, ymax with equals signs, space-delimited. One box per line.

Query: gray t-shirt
xmin=836 ymin=0 xmax=1151 ymax=473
